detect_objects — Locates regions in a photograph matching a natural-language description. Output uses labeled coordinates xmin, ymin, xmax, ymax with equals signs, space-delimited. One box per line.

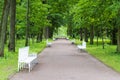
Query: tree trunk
xmin=111 ymin=28 xmax=117 ymax=45
xmin=4 ymin=28 xmax=7 ymax=44
xmin=36 ymin=28 xmax=43 ymax=43
xmin=102 ymin=29 xmax=105 ymax=49
xmin=90 ymin=26 xmax=94 ymax=44
xmin=117 ymin=27 xmax=120 ymax=52
xmin=31 ymin=34 xmax=35 ymax=44
xmin=8 ymin=0 xmax=16 ymax=52
xmin=39 ymin=29 xmax=43 ymax=41
xmin=43 ymin=27 xmax=49 ymax=39
xmin=47 ymin=27 xmax=49 ymax=39
xmin=67 ymin=25 xmax=72 ymax=37
xmin=0 ymin=0 xmax=7 ymax=39
xmin=36 ymin=33 xmax=40 ymax=43
xmin=84 ymin=28 xmax=88 ymax=42
xmin=97 ymin=30 xmax=99 ymax=46
xmin=49 ymin=27 xmax=53 ymax=38
xmin=0 ymin=0 xmax=10 ymax=57
xmin=25 ymin=0 xmax=30 ymax=46
xmin=79 ymin=28 xmax=83 ymax=41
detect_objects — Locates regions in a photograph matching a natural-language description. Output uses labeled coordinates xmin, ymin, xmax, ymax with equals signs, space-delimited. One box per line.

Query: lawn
xmin=87 ymin=44 xmax=120 ymax=72
xmin=0 ymin=40 xmax=46 ymax=80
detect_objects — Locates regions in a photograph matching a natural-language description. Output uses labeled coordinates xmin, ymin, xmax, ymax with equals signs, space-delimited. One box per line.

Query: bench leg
xmin=19 ymin=63 xmax=23 ymax=71
xmin=29 ymin=63 xmax=31 ymax=72
xmin=18 ymin=62 xmax=20 ymax=71
xmin=18 ymin=62 xmax=24 ymax=71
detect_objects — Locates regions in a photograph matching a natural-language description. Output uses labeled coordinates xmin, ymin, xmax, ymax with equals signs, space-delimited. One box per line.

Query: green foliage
xmin=47 ymin=0 xmax=79 ymax=33
xmin=16 ymin=0 xmax=51 ymax=37
xmin=16 ymin=2 xmax=26 ymax=21
xmin=16 ymin=1 xmax=27 ymax=38
xmin=53 ymin=26 xmax=67 ymax=38
xmin=30 ymin=0 xmax=50 ymax=27
xmin=29 ymin=0 xmax=51 ymax=35
xmin=70 ymin=0 xmax=120 ymax=29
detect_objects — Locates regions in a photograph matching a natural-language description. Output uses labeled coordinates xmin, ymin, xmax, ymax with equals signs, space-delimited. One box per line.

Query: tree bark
xmin=67 ymin=25 xmax=72 ymax=37
xmin=102 ymin=29 xmax=105 ymax=49
xmin=79 ymin=28 xmax=83 ymax=41
xmin=96 ymin=30 xmax=99 ymax=46
xmin=43 ymin=27 xmax=49 ymax=39
xmin=8 ymin=0 xmax=16 ymax=52
xmin=25 ymin=0 xmax=30 ymax=46
xmin=49 ymin=27 xmax=53 ymax=38
xmin=36 ymin=28 xmax=43 ymax=43
xmin=111 ymin=28 xmax=117 ymax=45
xmin=84 ymin=28 xmax=88 ymax=42
xmin=117 ymin=27 xmax=120 ymax=52
xmin=0 ymin=1 xmax=5 ymax=38
xmin=90 ymin=26 xmax=94 ymax=44
xmin=0 ymin=0 xmax=10 ymax=57
xmin=40 ymin=29 xmax=43 ymax=41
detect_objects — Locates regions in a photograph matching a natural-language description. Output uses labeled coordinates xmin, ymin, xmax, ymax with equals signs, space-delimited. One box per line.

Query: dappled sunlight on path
xmin=10 ymin=39 xmax=120 ymax=80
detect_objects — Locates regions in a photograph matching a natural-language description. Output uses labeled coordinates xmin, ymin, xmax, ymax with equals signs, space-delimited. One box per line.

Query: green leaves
xmin=30 ymin=0 xmax=50 ymax=27
xmin=70 ymin=0 xmax=120 ymax=29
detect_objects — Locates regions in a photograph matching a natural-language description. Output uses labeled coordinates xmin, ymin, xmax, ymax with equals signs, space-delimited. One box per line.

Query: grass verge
xmin=0 ymin=40 xmax=46 ymax=80
xmin=76 ymin=39 xmax=120 ymax=72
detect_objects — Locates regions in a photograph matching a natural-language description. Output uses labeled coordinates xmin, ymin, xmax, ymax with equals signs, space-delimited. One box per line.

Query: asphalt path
xmin=10 ymin=39 xmax=120 ymax=80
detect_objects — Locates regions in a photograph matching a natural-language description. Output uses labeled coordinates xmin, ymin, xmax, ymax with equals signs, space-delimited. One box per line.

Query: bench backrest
xmin=18 ymin=46 xmax=29 ymax=61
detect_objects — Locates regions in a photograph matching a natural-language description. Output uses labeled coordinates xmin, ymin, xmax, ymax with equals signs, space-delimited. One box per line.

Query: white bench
xmin=18 ymin=46 xmax=38 ymax=72
xmin=46 ymin=39 xmax=52 ymax=47
xmin=66 ymin=37 xmax=69 ymax=40
xmin=53 ymin=38 xmax=56 ymax=41
xmin=77 ymin=41 xmax=86 ymax=50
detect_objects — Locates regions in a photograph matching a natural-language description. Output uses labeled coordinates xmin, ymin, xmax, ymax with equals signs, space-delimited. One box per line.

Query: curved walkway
xmin=10 ymin=39 xmax=120 ymax=80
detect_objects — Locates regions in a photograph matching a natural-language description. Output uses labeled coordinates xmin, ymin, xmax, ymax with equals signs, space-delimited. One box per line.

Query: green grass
xmin=75 ymin=39 xmax=120 ymax=72
xmin=0 ymin=39 xmax=46 ymax=80
xmin=87 ymin=45 xmax=120 ymax=72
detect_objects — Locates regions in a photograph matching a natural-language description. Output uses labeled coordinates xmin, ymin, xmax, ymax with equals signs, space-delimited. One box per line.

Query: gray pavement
xmin=10 ymin=39 xmax=120 ymax=80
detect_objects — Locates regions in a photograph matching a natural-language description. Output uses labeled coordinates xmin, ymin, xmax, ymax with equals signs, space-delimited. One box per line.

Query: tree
xmin=0 ymin=0 xmax=10 ymax=56
xmin=30 ymin=0 xmax=50 ymax=41
xmin=25 ymin=0 xmax=30 ymax=46
xmin=105 ymin=0 xmax=120 ymax=52
xmin=8 ymin=0 xmax=16 ymax=52
xmin=0 ymin=0 xmax=4 ymax=37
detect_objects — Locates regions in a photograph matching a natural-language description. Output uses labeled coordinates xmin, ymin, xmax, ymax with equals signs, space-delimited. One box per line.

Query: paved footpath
xmin=10 ymin=39 xmax=120 ymax=80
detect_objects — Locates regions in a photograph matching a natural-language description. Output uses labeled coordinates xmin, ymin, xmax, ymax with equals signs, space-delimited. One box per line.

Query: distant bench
xmin=77 ymin=41 xmax=86 ymax=50
xmin=46 ymin=39 xmax=52 ymax=47
xmin=18 ymin=46 xmax=38 ymax=72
